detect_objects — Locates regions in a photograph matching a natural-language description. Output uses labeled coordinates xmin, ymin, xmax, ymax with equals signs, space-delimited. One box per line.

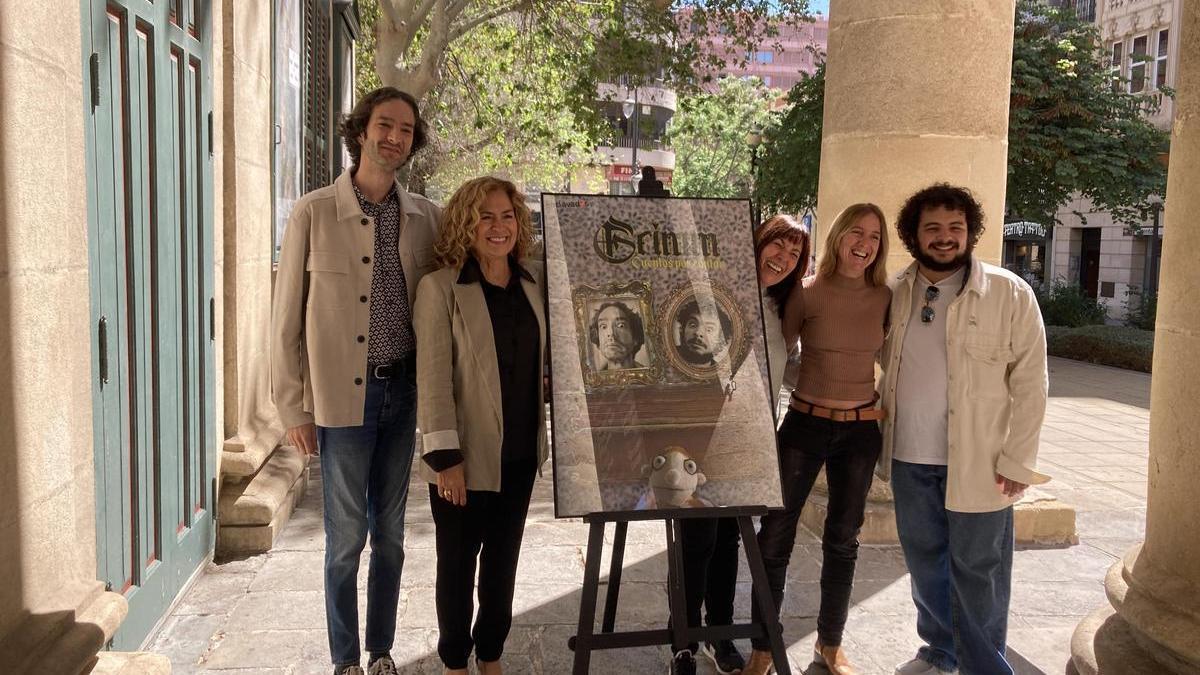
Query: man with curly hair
xmin=879 ymin=184 xmax=1049 ymax=675
xmin=676 ymin=299 xmax=732 ymax=367
xmin=271 ymin=87 xmax=441 ymax=675
xmin=590 ymin=301 xmax=646 ymax=370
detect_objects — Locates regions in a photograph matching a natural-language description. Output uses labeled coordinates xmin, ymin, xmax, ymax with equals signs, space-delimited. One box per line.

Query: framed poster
xmin=543 ymin=194 xmax=783 ymax=517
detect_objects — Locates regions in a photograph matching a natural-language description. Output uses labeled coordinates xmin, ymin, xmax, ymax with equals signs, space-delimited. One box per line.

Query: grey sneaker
xmin=368 ymin=654 xmax=399 ymax=675
xmin=894 ymin=656 xmax=957 ymax=675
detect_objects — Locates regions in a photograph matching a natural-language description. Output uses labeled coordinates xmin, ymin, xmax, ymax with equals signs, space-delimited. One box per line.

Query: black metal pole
xmin=1150 ymin=204 xmax=1161 ymax=296
xmin=631 ymin=86 xmax=640 ymax=193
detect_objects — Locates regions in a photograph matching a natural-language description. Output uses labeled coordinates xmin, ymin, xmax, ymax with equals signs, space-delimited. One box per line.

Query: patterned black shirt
xmin=353 ymin=180 xmax=415 ymax=364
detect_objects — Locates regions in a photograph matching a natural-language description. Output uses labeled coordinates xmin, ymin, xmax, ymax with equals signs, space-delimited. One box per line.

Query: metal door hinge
xmin=89 ymin=54 xmax=100 ymax=109
xmin=209 ymin=298 xmax=215 ymax=341
xmin=98 ymin=316 xmax=109 ymax=385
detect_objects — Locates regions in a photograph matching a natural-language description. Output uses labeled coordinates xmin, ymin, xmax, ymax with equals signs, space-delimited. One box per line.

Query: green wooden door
xmin=82 ymin=0 xmax=215 ymax=650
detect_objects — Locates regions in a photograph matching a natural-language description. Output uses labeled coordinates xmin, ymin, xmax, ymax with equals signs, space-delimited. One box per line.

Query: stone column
xmin=799 ymin=1 xmax=1075 ymax=546
xmin=816 ymin=0 xmax=1013 ymax=267
xmin=1070 ymin=4 xmax=1200 ymax=673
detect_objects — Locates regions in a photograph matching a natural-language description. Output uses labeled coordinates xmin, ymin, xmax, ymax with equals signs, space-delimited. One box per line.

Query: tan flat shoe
xmin=813 ymin=643 xmax=859 ymax=675
xmin=742 ymin=648 xmax=775 ymax=675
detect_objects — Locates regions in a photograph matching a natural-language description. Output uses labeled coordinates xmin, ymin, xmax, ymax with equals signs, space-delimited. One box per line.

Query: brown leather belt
xmin=789 ymin=399 xmax=886 ymax=422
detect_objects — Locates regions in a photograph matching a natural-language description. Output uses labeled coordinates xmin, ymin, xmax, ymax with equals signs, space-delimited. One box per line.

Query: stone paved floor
xmin=148 ymin=357 xmax=1152 ymax=674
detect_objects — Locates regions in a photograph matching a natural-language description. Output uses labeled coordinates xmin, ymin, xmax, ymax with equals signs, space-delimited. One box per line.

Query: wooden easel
xmin=568 ymin=506 xmax=792 ymax=674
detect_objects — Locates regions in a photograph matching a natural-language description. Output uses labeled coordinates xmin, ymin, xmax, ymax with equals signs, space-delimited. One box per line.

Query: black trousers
xmin=750 ymin=409 xmax=881 ymax=650
xmin=679 ymin=516 xmax=741 ymax=652
xmin=429 ymin=458 xmax=538 ymax=669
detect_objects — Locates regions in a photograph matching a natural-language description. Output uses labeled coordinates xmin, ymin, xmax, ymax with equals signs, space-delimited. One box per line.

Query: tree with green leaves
xmin=755 ymin=1 xmax=1169 ymax=229
xmin=355 ymin=0 xmax=813 ymax=194
xmin=1007 ymin=0 xmax=1168 ymax=228
xmin=667 ymin=76 xmax=778 ymax=199
xmin=754 ymin=60 xmax=823 ymax=215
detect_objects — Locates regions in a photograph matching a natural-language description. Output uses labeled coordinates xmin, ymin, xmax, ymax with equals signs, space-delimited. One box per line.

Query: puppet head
xmin=641 ymin=446 xmax=707 ymax=507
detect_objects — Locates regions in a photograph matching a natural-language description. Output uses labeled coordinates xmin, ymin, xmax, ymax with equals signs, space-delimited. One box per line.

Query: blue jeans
xmin=892 ymin=460 xmax=1014 ymax=675
xmin=318 ymin=365 xmax=417 ymax=667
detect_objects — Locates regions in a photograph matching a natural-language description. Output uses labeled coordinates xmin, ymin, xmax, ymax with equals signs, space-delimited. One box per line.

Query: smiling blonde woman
xmin=412 ymin=176 xmax=547 ymax=675
xmin=743 ymin=203 xmax=891 ymax=675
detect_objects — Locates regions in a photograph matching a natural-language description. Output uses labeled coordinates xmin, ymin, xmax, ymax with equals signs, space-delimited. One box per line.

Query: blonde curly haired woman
xmin=413 ymin=176 xmax=548 ymax=675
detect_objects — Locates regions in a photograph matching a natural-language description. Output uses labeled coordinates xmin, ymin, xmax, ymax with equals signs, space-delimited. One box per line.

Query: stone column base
xmin=1069 ymin=604 xmax=1162 ymax=675
xmin=800 ymin=476 xmax=1077 ymax=546
xmin=1070 ymin=547 xmax=1200 ymax=674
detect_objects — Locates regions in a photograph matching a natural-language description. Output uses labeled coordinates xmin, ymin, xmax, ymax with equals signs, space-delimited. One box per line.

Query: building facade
xmin=1039 ymin=0 xmax=1180 ymax=320
xmin=0 ymin=0 xmax=358 ymax=669
xmin=584 ymin=75 xmax=679 ymax=196
xmin=701 ymin=14 xmax=828 ymax=92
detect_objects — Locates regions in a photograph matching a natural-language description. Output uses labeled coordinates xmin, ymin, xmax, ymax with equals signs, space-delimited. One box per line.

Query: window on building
xmin=273 ymin=0 xmax=333 ymax=261
xmin=1110 ymin=41 xmax=1123 ymax=91
xmin=1155 ymin=29 xmax=1169 ymax=89
xmin=755 ymin=51 xmax=774 ymax=64
xmin=1129 ymin=34 xmax=1148 ymax=94
xmin=1072 ymin=0 xmax=1096 ymax=22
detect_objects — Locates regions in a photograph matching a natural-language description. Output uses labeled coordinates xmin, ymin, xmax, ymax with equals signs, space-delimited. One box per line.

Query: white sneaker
xmin=894 ymin=656 xmax=957 ymax=675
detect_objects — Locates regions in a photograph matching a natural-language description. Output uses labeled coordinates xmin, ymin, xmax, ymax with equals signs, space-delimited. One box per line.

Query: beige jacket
xmin=878 ymin=258 xmax=1050 ymax=512
xmin=413 ymin=261 xmax=549 ymax=492
xmin=271 ymin=170 xmax=442 ymax=430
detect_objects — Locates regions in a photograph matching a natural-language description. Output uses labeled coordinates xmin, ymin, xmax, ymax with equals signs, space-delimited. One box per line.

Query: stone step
xmin=0 ymin=581 xmax=129 ymax=675
xmin=217 ymin=445 xmax=310 ymax=556
xmin=801 ymin=486 xmax=1077 ymax=546
xmin=219 ymin=445 xmax=308 ymax=526
xmin=221 ymin=433 xmax=281 ymax=481
xmin=90 ymin=651 xmax=171 ymax=674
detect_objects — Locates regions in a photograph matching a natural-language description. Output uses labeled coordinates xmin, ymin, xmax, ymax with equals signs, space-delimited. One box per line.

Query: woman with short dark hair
xmin=674 ymin=214 xmax=811 ymax=675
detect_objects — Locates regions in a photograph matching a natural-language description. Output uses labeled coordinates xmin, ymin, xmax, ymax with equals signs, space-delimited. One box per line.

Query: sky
xmin=808 ymin=0 xmax=828 ymax=16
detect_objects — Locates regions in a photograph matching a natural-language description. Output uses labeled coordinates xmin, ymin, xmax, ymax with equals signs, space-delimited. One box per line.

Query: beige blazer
xmin=877 ymin=258 xmax=1050 ymax=513
xmin=271 ymin=170 xmax=442 ymax=430
xmin=413 ymin=261 xmax=549 ymax=492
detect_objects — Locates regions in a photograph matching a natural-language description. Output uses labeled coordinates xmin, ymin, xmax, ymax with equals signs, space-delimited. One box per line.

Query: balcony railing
xmin=604 ymin=135 xmax=673 ymax=152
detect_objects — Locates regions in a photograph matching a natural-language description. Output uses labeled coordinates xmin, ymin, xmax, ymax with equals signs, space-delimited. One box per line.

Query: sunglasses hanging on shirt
xmin=921 ymin=285 xmax=940 ymax=323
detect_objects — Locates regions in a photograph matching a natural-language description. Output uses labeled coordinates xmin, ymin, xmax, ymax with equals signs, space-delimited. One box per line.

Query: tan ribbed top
xmin=783 ymin=272 xmax=891 ymax=403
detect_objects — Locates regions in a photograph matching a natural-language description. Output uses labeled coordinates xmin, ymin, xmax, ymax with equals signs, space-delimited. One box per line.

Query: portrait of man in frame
xmin=573 ymin=280 xmax=660 ymax=388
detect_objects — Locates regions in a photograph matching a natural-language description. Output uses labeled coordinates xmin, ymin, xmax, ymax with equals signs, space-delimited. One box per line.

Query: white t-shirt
xmin=892 ymin=267 xmax=965 ymax=465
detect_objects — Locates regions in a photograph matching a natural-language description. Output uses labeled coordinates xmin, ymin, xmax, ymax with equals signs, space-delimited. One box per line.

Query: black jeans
xmin=750 ymin=408 xmax=881 ymax=650
xmin=429 ymin=458 xmax=538 ymax=669
xmin=678 ymin=516 xmax=741 ymax=652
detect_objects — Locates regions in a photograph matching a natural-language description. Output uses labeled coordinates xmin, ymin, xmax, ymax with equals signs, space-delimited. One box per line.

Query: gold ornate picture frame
xmin=572 ymin=280 xmax=662 ymax=388
xmin=658 ymin=283 xmax=750 ymax=381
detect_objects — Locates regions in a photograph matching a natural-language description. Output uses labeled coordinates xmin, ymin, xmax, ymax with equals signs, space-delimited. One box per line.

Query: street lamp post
xmin=746 ymin=127 xmax=763 ymax=228
xmin=622 ymin=87 xmax=640 ymax=195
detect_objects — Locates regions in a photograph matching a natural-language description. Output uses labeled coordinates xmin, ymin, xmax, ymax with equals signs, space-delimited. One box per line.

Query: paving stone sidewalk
xmin=149 ymin=356 xmax=1152 ymax=674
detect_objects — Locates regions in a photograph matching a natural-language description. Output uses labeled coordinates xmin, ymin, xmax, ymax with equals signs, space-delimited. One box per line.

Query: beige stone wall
xmin=0 ymin=0 xmax=121 ymax=652
xmin=218 ymin=0 xmax=286 ymax=464
xmin=815 ymin=1 xmax=1014 ymax=271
